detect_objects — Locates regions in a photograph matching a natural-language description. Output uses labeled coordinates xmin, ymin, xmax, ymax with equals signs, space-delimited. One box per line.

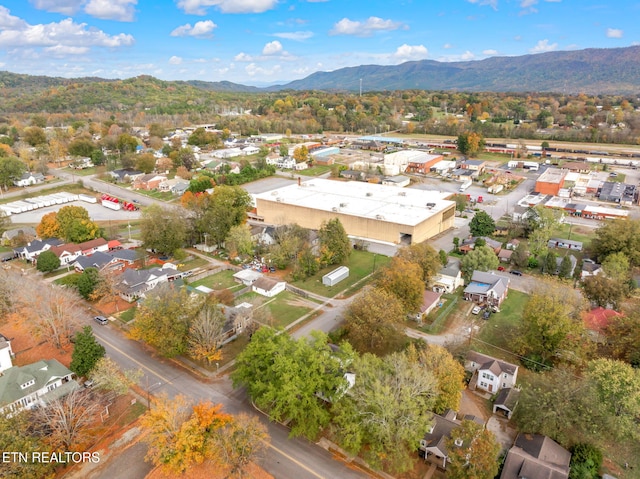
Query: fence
xmin=424 ymin=296 xmax=459 ymax=333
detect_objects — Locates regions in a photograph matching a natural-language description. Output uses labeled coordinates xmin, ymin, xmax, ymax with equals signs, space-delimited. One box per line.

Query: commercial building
xmin=252 ymin=179 xmax=456 ymax=245
xmin=535 ymin=168 xmax=567 ymax=196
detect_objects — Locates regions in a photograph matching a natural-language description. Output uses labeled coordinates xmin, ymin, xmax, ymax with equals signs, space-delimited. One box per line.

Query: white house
xmin=252 ymin=277 xmax=286 ymax=297
xmin=0 ymin=359 xmax=78 ymax=417
xmin=14 ymin=172 xmax=46 ymax=187
xmin=0 ymin=334 xmax=13 ymax=373
xmin=233 ymin=269 xmax=263 ymax=286
xmin=432 ymin=259 xmax=464 ymax=294
xmin=465 ymin=351 xmax=519 ymax=394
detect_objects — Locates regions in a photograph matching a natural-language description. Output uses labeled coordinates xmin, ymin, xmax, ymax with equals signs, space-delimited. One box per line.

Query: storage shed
xmin=322 ymin=266 xmax=349 ymax=286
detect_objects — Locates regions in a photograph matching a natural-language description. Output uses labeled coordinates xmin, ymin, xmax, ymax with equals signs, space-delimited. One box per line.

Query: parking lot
xmin=9 ymin=199 xmax=141 ymax=224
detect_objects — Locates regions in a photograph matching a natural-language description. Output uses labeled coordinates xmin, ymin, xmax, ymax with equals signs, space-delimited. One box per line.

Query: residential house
xmin=109 ymin=168 xmax=144 ymax=183
xmin=14 ymin=172 xmax=46 ymax=187
xmin=132 ymin=173 xmax=167 ymax=191
xmin=493 ymin=388 xmax=521 ymax=419
xmin=417 ymin=290 xmax=442 ymax=320
xmin=581 ymin=259 xmax=603 ymax=280
xmin=463 ymin=271 xmax=510 ymax=307
xmin=73 ymin=249 xmax=138 ymax=273
xmin=419 ymin=410 xmax=485 ymax=470
xmin=1 ymin=227 xmax=36 ymax=246
xmin=497 ymin=249 xmax=513 ymax=263
xmin=0 ymin=359 xmax=78 ymax=417
xmin=233 ymin=269 xmax=263 ymax=286
xmin=252 ymin=277 xmax=286 ymax=297
xmin=13 ymin=238 xmax=64 ymax=262
xmin=0 ymin=334 xmax=13 ymax=373
xmin=465 ymin=350 xmax=519 ymax=394
xmin=500 ymin=433 xmax=571 ymax=479
xmin=48 ymin=238 xmax=109 ymax=265
xmin=459 ymin=237 xmax=502 ymax=255
xmin=159 ymin=178 xmax=190 ymax=194
xmin=432 ymin=259 xmax=464 ymax=294
xmin=116 ymin=265 xmax=173 ymax=301
xmin=71 ymin=157 xmax=94 ymax=169
xmin=583 ymin=307 xmax=622 ymax=341
xmin=220 ymin=302 xmax=253 ymax=344
xmin=505 ymin=238 xmax=520 ymax=250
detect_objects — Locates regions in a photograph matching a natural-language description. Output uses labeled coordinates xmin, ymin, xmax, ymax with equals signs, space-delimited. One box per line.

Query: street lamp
xmin=146 ymin=378 xmax=162 ymax=409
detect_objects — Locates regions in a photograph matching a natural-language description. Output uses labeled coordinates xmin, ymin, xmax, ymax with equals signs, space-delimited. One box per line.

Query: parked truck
xmin=459 ymin=179 xmax=472 ymax=192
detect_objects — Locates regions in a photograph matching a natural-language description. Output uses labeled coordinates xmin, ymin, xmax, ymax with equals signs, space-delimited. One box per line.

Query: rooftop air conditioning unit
xmin=340 ymin=203 xmax=347 ymax=208
xmin=332 ymin=207 xmax=338 ymax=212
xmin=366 ymin=192 xmax=373 ymax=197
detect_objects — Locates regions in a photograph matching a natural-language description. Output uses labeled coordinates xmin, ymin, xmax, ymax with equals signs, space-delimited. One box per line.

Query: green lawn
xmin=118 ymin=306 xmax=137 ymax=323
xmin=189 ymin=270 xmax=241 ymax=291
xmin=291 ymin=250 xmax=391 ymax=298
xmin=550 ymin=223 xmax=594 ymax=248
xmin=67 ymin=166 xmax=103 ymax=176
xmin=297 ymin=165 xmax=332 ymax=176
xmin=474 ymin=290 xmax=529 ymax=360
xmin=134 ymin=189 xmax=176 ymax=201
xmin=609 ymin=173 xmax=626 ymax=183
xmin=260 ymin=291 xmax=313 ymax=328
xmin=178 ymin=257 xmax=210 ymax=271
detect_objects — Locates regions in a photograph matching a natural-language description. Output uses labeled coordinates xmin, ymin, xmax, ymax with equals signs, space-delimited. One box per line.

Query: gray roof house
xmin=116 ymin=265 xmax=172 ymax=301
xmin=500 ymin=433 xmax=571 ymax=479
xmin=432 ymin=259 xmax=464 ymax=294
xmin=419 ymin=410 xmax=485 ymax=470
xmin=466 ymin=351 xmax=519 ymax=394
xmin=14 ymin=172 xmax=46 ymax=187
xmin=1 ymin=226 xmax=36 ymax=246
xmin=13 ymin=238 xmax=64 ymax=262
xmin=463 ymin=271 xmax=510 ymax=307
xmin=73 ymin=249 xmax=137 ymax=273
xmin=0 ymin=359 xmax=78 ymax=417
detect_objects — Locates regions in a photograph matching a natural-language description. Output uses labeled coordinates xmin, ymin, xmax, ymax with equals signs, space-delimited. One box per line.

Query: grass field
xmin=291 ymin=250 xmax=391 ymax=298
xmin=297 ymin=165 xmax=332 ymax=176
xmin=178 ymin=257 xmax=210 ymax=271
xmin=189 ymin=270 xmax=242 ymax=291
xmin=134 ymin=189 xmax=176 ymax=202
xmin=233 ymin=290 xmax=313 ymax=329
xmin=118 ymin=306 xmax=137 ymax=323
xmin=550 ymin=223 xmax=595 ymax=248
xmin=473 ymin=290 xmax=529 ymax=361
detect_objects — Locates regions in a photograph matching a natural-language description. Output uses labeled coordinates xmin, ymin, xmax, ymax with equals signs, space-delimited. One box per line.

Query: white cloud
xmin=234 ymin=52 xmax=253 ymax=62
xmin=330 ymin=16 xmax=405 ymax=37
xmin=393 ymin=44 xmax=428 ymax=60
xmin=483 ymin=49 xmax=498 ymax=55
xmin=169 ymin=56 xmax=183 ymax=64
xmin=443 ymin=43 xmax=453 ymax=49
xmin=0 ymin=9 xmax=134 ymax=50
xmin=529 ymin=39 xmax=557 ymax=53
xmin=45 ymin=45 xmax=90 ymax=55
xmin=461 ymin=50 xmax=475 ymax=60
xmin=176 ymin=0 xmax=278 ymax=15
xmin=170 ymin=20 xmax=217 ymax=37
xmin=29 ymin=0 xmax=84 ymax=15
xmin=520 ymin=0 xmax=537 ymax=7
xmin=606 ymin=28 xmax=623 ymax=38
xmin=262 ymin=40 xmax=283 ymax=55
xmin=273 ymin=31 xmax=313 ymax=41
xmin=84 ymin=0 xmax=137 ymax=22
xmin=467 ymin=0 xmax=498 ymax=10
xmin=245 ymin=62 xmax=281 ymax=77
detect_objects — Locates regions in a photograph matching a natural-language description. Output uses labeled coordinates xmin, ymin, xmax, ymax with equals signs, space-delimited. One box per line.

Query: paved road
xmin=88 ymin=320 xmax=369 ymax=479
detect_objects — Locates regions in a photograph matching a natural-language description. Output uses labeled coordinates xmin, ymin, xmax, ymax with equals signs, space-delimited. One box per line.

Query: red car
xmin=497 ymin=266 xmax=505 ymax=271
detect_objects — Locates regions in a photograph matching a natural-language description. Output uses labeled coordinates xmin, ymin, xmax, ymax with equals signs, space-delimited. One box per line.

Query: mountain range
xmin=1 ymin=46 xmax=639 ymax=113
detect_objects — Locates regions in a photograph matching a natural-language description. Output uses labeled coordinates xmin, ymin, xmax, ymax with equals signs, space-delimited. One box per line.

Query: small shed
xmin=322 ymin=266 xmax=349 ymax=286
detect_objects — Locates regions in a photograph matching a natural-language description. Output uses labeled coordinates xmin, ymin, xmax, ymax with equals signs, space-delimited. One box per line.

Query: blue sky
xmin=0 ymin=0 xmax=638 ymax=86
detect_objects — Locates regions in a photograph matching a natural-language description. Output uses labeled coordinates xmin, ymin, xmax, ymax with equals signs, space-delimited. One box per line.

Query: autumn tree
xmin=0 ymin=157 xmax=26 ymax=189
xmin=469 ymin=211 xmax=496 ymax=237
xmin=376 ymin=257 xmax=424 ymax=314
xmin=461 ymin=245 xmax=499 ymax=281
xmin=36 ymin=250 xmax=60 ymax=273
xmin=457 ymin=131 xmax=484 ymax=157
xmin=224 ymin=223 xmax=254 ymax=258
xmin=318 ymin=217 xmax=351 ymax=266
xmin=411 ymin=343 xmax=465 ymax=414
xmin=23 ymin=126 xmax=47 ymax=146
xmin=395 ymin=242 xmax=441 ymax=283
xmin=142 ymin=394 xmax=232 ymax=474
xmin=344 ymin=287 xmax=406 ymax=354
xmin=269 ymin=223 xmax=309 ymax=269
xmin=89 ymin=357 xmax=142 ymax=395
xmin=211 ymin=413 xmax=270 ymax=477
xmin=604 ymin=312 xmax=640 ymax=366
xmin=445 ymin=420 xmax=501 ymax=479
xmin=50 ymin=205 xmax=101 ymax=243
xmin=591 ymin=219 xmax=640 ymax=265
xmin=135 ymin=152 xmax=157 ymax=173
xmin=199 ymin=185 xmax=252 ymax=247
xmin=33 ymin=389 xmax=101 ymax=450
xmin=140 ymin=204 xmax=188 ymax=256
xmin=70 ymin=326 xmax=106 ymax=377
xmin=293 ymin=145 xmax=309 ymax=163
xmin=511 ymin=241 xmax=529 ymax=268
xmin=331 ymin=352 xmax=437 ymax=473
xmin=581 ymin=274 xmax=627 ymax=309
xmin=130 ymin=284 xmax=202 ymax=357
xmin=517 ymin=282 xmax=589 ymax=368
xmin=601 ymin=251 xmax=631 ymax=282
xmin=233 ymin=329 xmax=355 ymax=439
xmin=187 ymin=299 xmax=226 ymax=365
xmin=36 ymin=211 xmax=61 ymax=239
xmin=0 ymin=413 xmax=55 ymax=479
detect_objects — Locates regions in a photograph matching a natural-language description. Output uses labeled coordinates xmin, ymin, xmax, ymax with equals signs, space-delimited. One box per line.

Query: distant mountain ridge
xmin=269 ymin=46 xmax=640 ymax=94
xmin=0 ymin=46 xmax=639 ymax=113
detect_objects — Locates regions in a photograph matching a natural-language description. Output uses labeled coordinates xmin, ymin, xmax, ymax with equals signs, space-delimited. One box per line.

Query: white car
xmin=471 ymin=306 xmax=482 ymax=315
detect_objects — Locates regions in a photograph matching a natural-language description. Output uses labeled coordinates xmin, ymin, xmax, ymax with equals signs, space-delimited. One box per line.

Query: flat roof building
xmin=253 ymin=179 xmax=456 ymax=245
xmin=535 ymin=168 xmax=567 ymax=196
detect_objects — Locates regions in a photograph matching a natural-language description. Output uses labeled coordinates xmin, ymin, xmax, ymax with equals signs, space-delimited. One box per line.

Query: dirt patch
xmin=2 ymin=313 xmax=73 ymax=367
xmin=96 ymin=298 xmax=135 ymax=316
xmin=459 ymin=389 xmax=491 ymax=420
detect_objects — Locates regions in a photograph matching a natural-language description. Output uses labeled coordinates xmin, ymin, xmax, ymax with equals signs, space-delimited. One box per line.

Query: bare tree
xmin=89 ymin=269 xmax=123 ymax=312
xmin=90 ymin=357 xmax=142 ymax=395
xmin=212 ymin=413 xmax=270 ymax=478
xmin=32 ymin=388 xmax=101 ymax=450
xmin=188 ymin=300 xmax=226 ymax=364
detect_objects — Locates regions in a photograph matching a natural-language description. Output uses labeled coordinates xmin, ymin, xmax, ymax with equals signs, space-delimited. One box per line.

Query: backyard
xmin=188 ymin=269 xmax=243 ymax=291
xmin=291 ymin=250 xmax=391 ymax=298
xmin=234 ymin=290 xmax=315 ymax=329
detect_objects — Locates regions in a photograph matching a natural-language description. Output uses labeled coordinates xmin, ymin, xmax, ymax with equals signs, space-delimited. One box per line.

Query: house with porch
xmin=116 ymin=265 xmax=173 ymax=301
xmin=463 ymin=271 xmax=510 ymax=307
xmin=431 ymin=259 xmax=464 ymax=294
xmin=419 ymin=410 xmax=485 ymax=471
xmin=132 ymin=173 xmax=167 ymax=191
xmin=0 ymin=358 xmax=78 ymax=417
xmin=252 ymin=277 xmax=286 ymax=297
xmin=14 ymin=172 xmax=46 ymax=187
xmin=465 ymin=351 xmax=519 ymax=394
xmin=13 ymin=238 xmax=64 ymax=262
